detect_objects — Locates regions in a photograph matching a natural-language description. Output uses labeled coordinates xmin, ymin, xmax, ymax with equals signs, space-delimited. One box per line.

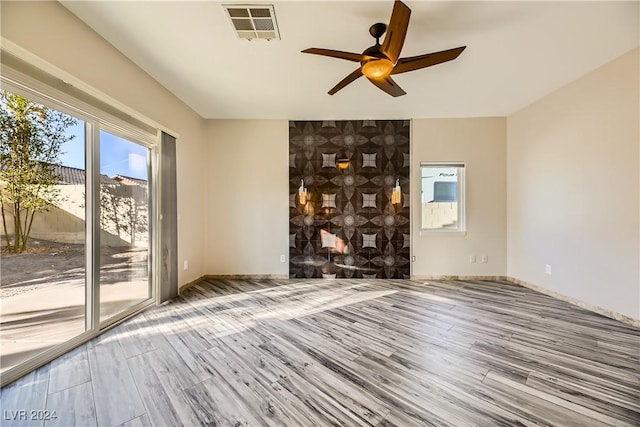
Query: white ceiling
xmin=61 ymin=1 xmax=639 ymax=120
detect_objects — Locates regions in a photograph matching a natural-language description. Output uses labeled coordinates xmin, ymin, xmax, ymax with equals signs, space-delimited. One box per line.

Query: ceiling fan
xmin=302 ymin=0 xmax=466 ymax=97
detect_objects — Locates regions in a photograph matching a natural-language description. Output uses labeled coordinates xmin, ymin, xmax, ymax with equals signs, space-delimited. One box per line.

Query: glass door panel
xmin=0 ymin=91 xmax=87 ymax=372
xmin=99 ymin=130 xmax=150 ymax=322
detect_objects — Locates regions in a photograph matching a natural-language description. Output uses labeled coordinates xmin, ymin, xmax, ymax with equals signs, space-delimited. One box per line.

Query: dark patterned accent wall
xmin=289 ymin=120 xmax=410 ymax=279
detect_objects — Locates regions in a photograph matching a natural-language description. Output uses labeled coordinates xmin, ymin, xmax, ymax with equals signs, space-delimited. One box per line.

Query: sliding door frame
xmin=0 ymin=67 xmax=160 ymax=387
xmin=86 ymin=121 xmax=100 ymax=331
xmin=96 ymin=125 xmax=159 ymax=329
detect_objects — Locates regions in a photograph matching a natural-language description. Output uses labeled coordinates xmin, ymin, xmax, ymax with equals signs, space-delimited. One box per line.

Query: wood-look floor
xmin=1 ymin=278 xmax=639 ymax=426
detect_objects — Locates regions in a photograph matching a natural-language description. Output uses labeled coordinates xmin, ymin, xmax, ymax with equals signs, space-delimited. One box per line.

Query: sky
xmin=60 ymin=120 xmax=149 ymax=180
xmin=0 ymin=90 xmax=148 ymax=180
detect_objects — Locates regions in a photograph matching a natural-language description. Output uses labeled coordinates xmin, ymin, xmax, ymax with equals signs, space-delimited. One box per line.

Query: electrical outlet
xmin=545 ymin=264 xmax=552 ymax=275
xmin=280 ymin=254 xmax=286 ymax=263
xmin=183 ymin=260 xmax=189 ymax=270
xmin=469 ymin=255 xmax=476 ymax=263
xmin=481 ymin=255 xmax=488 ymax=263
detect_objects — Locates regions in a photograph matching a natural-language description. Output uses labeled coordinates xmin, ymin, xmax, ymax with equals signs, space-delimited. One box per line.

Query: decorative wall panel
xmin=289 ymin=120 xmax=410 ymax=278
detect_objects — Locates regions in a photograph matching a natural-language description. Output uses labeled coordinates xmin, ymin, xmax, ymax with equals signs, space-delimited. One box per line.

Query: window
xmin=421 ymin=162 xmax=465 ymax=232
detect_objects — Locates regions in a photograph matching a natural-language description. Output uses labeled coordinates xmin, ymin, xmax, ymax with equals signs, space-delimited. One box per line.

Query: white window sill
xmin=419 ymin=229 xmax=467 ymax=237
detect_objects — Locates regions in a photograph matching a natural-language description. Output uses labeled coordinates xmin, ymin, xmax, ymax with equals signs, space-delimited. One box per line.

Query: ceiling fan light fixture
xmin=362 ymin=58 xmax=394 ymax=79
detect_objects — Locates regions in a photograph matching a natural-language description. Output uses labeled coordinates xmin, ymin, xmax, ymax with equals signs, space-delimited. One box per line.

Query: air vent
xmin=223 ymin=4 xmax=280 ymax=41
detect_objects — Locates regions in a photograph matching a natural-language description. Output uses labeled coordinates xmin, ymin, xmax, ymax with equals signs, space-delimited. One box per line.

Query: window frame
xmin=419 ymin=161 xmax=466 ymax=235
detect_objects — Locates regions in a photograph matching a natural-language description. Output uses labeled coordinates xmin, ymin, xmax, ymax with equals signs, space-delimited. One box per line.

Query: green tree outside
xmin=0 ymin=90 xmax=77 ymax=253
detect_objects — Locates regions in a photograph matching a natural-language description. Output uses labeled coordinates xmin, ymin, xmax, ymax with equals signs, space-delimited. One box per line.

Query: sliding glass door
xmin=99 ymin=130 xmax=151 ymax=322
xmin=0 ymin=86 xmax=157 ymax=384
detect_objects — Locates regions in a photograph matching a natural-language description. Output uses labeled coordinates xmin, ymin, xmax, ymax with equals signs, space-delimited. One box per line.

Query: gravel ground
xmin=1 ymin=238 xmax=148 ymax=298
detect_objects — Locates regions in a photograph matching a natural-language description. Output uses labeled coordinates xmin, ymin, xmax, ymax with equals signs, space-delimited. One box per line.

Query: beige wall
xmin=507 ymin=48 xmax=640 ymax=319
xmin=1 ymin=1 xmax=207 ymax=286
xmin=1 ymin=185 xmax=129 ymax=247
xmin=411 ymin=118 xmax=507 ymax=277
xmin=205 ymin=120 xmax=289 ymax=276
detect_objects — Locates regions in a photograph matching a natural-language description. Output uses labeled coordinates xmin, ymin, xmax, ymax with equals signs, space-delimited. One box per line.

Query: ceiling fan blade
xmin=381 ymin=1 xmax=411 ymax=63
xmin=302 ymin=48 xmax=368 ymax=62
xmin=328 ymin=68 xmax=363 ymax=95
xmin=392 ymin=46 xmax=466 ymax=75
xmin=367 ymin=76 xmax=406 ymax=97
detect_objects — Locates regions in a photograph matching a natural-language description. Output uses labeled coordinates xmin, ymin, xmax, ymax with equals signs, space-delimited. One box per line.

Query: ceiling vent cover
xmin=223 ymin=4 xmax=280 ymax=41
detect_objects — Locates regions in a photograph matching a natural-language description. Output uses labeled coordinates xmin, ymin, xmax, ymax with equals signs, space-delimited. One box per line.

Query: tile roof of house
xmin=114 ymin=174 xmax=148 ymax=186
xmin=56 ymin=164 xmax=86 ymax=185
xmin=1 ymin=163 xmax=143 ymax=186
xmin=54 ymin=164 xmax=120 ymax=185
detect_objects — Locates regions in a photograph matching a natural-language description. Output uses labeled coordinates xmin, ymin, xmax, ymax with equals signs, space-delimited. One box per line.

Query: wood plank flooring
xmin=1 ymin=278 xmax=638 ymax=426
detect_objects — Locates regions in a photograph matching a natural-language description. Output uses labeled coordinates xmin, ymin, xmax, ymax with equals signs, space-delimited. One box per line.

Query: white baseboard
xmin=204 ymin=274 xmax=289 ymax=280
xmin=506 ymin=276 xmax=639 ymax=328
xmin=411 ymin=275 xmax=508 ymax=281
